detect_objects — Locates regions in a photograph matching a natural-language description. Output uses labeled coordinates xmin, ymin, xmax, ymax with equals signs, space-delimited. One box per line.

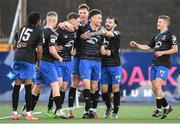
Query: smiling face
xmin=90 ymin=14 xmax=102 ymax=27
xmin=105 ymin=18 xmax=117 ymax=31
xmin=78 ymin=8 xmax=89 ymax=24
xmin=157 ymin=18 xmax=168 ymax=30
xmin=69 ymin=18 xmax=80 ymax=30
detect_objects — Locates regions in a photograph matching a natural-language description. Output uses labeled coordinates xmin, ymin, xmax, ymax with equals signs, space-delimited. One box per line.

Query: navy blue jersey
xmin=55 ymin=28 xmax=77 ymax=61
xmin=41 ymin=27 xmax=58 ymax=63
xmin=74 ymin=21 xmax=90 ymax=58
xmin=14 ymin=25 xmax=43 ymax=64
xmin=147 ymin=30 xmax=178 ymax=68
xmin=78 ymin=24 xmax=104 ymax=61
xmin=102 ymin=31 xmax=121 ymax=66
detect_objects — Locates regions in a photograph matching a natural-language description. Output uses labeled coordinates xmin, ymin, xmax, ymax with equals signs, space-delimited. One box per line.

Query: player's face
xmin=71 ymin=18 xmax=80 ymax=29
xmin=157 ymin=19 xmax=168 ymax=30
xmin=91 ymin=14 xmax=102 ymax=27
xmin=37 ymin=19 xmax=42 ymax=27
xmin=78 ymin=8 xmax=89 ymax=23
xmin=105 ymin=18 xmax=116 ymax=31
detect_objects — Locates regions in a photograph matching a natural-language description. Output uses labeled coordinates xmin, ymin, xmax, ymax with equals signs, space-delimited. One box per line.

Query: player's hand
xmin=106 ymin=50 xmax=111 ymax=56
xmin=58 ymin=21 xmax=75 ymax=32
xmin=100 ymin=26 xmax=107 ymax=35
xmin=71 ymin=49 xmax=76 ymax=56
xmin=155 ymin=51 xmax=164 ymax=57
xmin=56 ymin=45 xmax=64 ymax=52
xmin=58 ymin=57 xmax=63 ymax=63
xmin=130 ymin=41 xmax=137 ymax=48
xmin=81 ymin=32 xmax=91 ymax=39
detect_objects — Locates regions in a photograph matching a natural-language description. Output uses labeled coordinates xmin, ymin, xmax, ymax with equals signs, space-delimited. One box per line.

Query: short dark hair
xmin=158 ymin=15 xmax=170 ymax=24
xmin=78 ymin=3 xmax=90 ymax=11
xmin=28 ymin=12 xmax=41 ymax=25
xmin=107 ymin=16 xmax=119 ymax=26
xmin=67 ymin=12 xmax=79 ymax=20
xmin=89 ymin=9 xmax=102 ymax=19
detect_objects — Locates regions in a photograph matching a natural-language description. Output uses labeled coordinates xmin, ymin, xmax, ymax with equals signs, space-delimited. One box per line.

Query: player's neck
xmin=45 ymin=23 xmax=54 ymax=30
xmin=81 ymin=20 xmax=88 ymax=26
xmin=160 ymin=27 xmax=168 ymax=34
xmin=90 ymin=22 xmax=99 ymax=31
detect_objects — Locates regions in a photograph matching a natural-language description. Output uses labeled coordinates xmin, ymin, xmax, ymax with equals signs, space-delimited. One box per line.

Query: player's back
xmin=14 ymin=25 xmax=43 ymax=64
xmin=41 ymin=27 xmax=58 ymax=63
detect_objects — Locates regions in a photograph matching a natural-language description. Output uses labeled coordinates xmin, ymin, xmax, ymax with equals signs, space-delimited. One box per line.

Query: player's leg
xmin=112 ymin=84 xmax=120 ymax=119
xmin=12 ymin=79 xmax=22 ymax=120
xmin=46 ymin=61 xmax=62 ymax=116
xmin=21 ymin=61 xmax=38 ymax=120
xmin=79 ymin=59 xmax=91 ymax=119
xmin=151 ymin=66 xmax=172 ymax=119
xmin=150 ymin=66 xmax=162 ymax=117
xmin=111 ymin=66 xmax=122 ymax=119
xmin=100 ymin=67 xmax=112 ymax=118
xmin=68 ymin=57 xmax=80 ymax=116
xmin=89 ymin=61 xmax=101 ymax=119
xmin=61 ymin=61 xmax=72 ymax=108
xmin=89 ymin=80 xmax=99 ymax=119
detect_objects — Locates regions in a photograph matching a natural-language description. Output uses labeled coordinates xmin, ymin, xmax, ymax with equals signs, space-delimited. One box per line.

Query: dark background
xmin=0 ymin=0 xmax=179 ymax=49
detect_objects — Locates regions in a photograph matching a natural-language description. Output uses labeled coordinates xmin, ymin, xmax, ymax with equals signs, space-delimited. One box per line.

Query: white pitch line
xmin=0 ymin=106 xmax=83 ymax=120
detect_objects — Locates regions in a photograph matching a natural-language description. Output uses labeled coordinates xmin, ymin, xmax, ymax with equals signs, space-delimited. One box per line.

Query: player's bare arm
xmin=155 ymin=45 xmax=178 ymax=57
xmin=130 ymin=41 xmax=151 ymax=51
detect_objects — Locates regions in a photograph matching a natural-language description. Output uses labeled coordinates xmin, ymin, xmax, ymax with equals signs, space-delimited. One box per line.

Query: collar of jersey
xmin=160 ymin=29 xmax=170 ymax=35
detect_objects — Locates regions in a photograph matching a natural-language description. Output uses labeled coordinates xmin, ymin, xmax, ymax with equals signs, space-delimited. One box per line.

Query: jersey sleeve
xmin=55 ymin=28 xmax=63 ymax=45
xmin=147 ymin=37 xmax=155 ymax=48
xmin=113 ymin=31 xmax=121 ymax=39
xmin=169 ymin=34 xmax=177 ymax=46
xmin=48 ymin=32 xmax=58 ymax=46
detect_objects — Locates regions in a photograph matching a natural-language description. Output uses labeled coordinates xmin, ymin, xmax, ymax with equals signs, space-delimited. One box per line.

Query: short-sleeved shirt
xmin=78 ymin=24 xmax=104 ymax=61
xmin=14 ymin=25 xmax=43 ymax=64
xmin=147 ymin=29 xmax=178 ymax=68
xmin=55 ymin=27 xmax=77 ymax=61
xmin=102 ymin=31 xmax=121 ymax=66
xmin=41 ymin=27 xmax=58 ymax=63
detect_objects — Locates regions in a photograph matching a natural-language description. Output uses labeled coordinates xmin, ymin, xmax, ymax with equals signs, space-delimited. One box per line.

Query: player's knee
xmin=71 ymin=82 xmax=79 ymax=88
xmin=32 ymin=85 xmax=42 ymax=96
xmin=112 ymin=84 xmax=119 ymax=92
xmin=51 ymin=81 xmax=60 ymax=97
xmin=101 ymin=85 xmax=108 ymax=94
xmin=82 ymin=80 xmax=90 ymax=89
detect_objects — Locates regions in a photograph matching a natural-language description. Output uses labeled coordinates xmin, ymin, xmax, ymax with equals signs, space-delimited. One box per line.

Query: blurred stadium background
xmin=0 ymin=0 xmax=180 ymax=122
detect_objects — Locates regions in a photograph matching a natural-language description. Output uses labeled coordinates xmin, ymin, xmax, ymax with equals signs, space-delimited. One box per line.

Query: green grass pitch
xmin=0 ymin=103 xmax=180 ymax=123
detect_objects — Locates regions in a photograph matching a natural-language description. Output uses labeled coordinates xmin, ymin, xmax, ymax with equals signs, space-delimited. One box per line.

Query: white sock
xmin=13 ymin=111 xmax=18 ymax=115
xmin=93 ymin=108 xmax=96 ymax=112
xmin=26 ymin=111 xmax=32 ymax=116
xmin=165 ymin=105 xmax=170 ymax=109
xmin=157 ymin=108 xmax=161 ymax=111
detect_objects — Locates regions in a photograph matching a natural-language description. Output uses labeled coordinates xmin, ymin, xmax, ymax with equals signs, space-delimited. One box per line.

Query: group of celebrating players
xmin=11 ymin=3 xmax=178 ymax=121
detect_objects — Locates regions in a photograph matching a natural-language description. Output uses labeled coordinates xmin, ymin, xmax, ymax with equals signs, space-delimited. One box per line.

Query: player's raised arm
xmin=130 ymin=41 xmax=151 ymax=51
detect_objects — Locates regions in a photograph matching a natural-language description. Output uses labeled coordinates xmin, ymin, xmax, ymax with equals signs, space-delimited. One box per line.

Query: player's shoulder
xmin=43 ymin=27 xmax=57 ymax=36
xmin=113 ymin=30 xmax=121 ymax=35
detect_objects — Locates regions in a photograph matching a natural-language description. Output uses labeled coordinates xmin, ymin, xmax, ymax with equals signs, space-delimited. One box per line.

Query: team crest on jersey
xmin=65 ymin=40 xmax=74 ymax=47
xmin=86 ymin=37 xmax=98 ymax=44
xmin=161 ymin=35 xmax=166 ymax=41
